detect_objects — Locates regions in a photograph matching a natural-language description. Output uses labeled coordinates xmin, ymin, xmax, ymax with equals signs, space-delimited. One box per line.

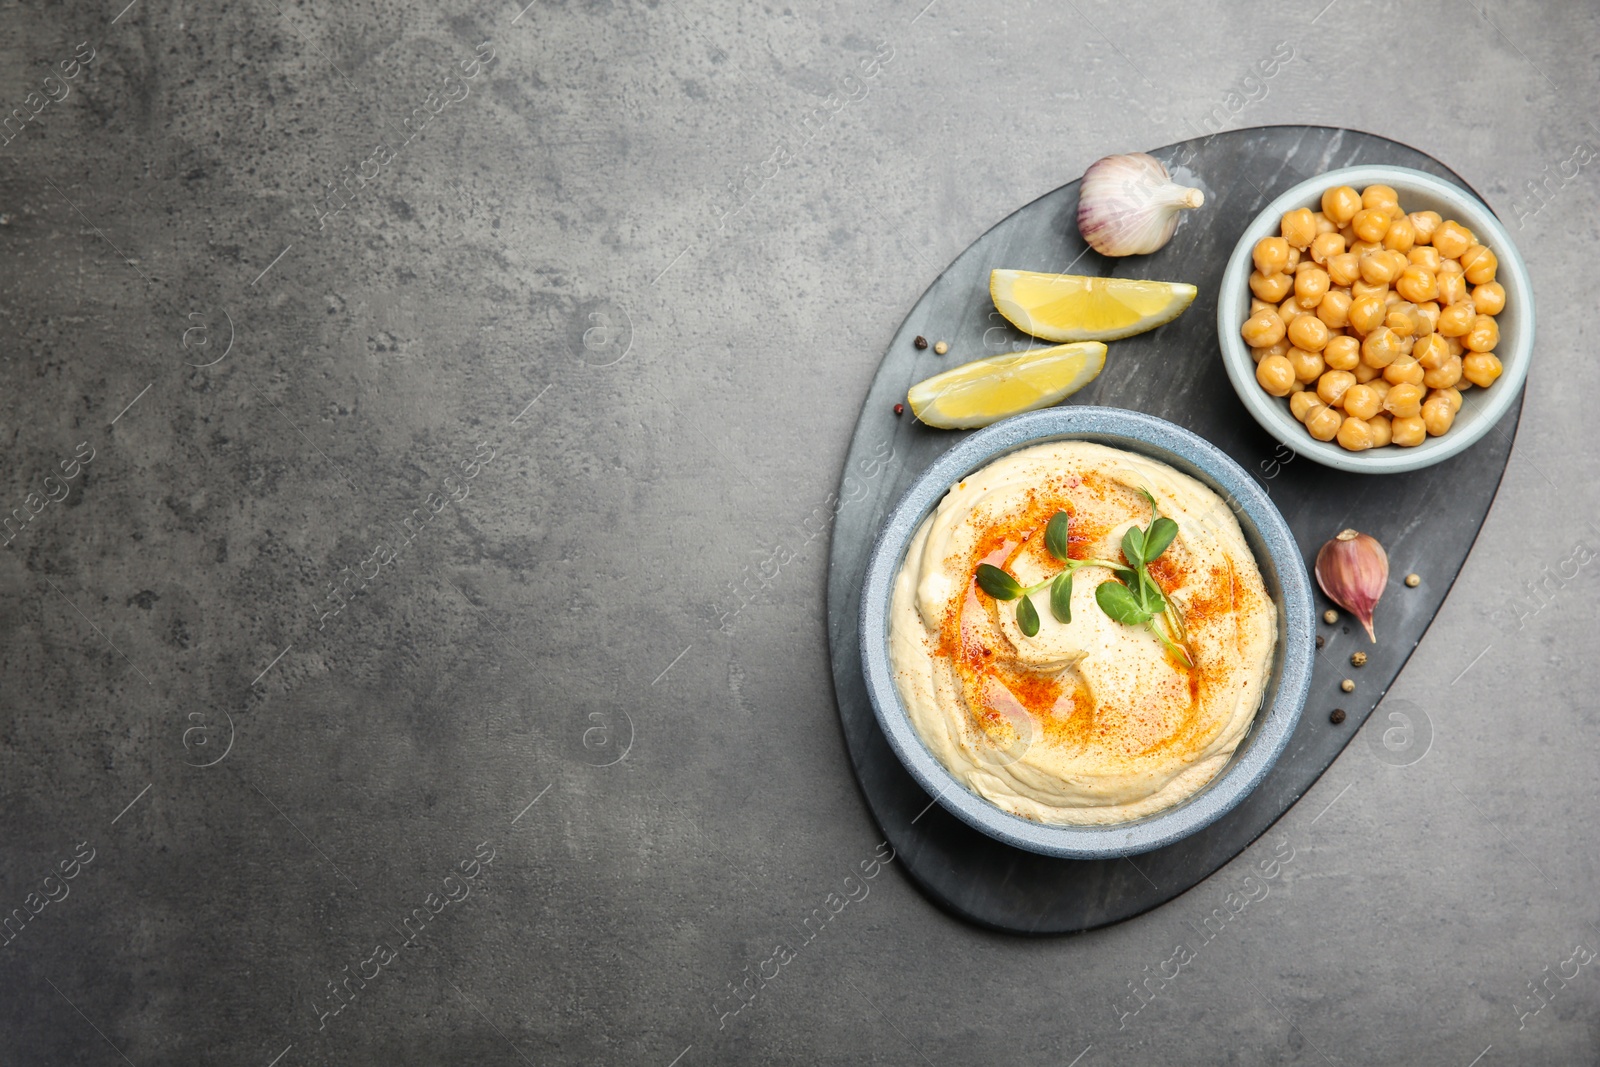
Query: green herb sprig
xmin=974 ymin=489 xmax=1195 ymax=667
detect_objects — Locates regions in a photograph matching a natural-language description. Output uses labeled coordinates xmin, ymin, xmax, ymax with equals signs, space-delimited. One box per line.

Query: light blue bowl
xmin=859 ymin=407 xmax=1313 ymax=858
xmin=1219 ymin=164 xmax=1533 ymax=474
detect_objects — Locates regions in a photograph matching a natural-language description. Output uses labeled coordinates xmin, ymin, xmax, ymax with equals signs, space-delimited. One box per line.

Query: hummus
xmin=889 ymin=441 xmax=1277 ymax=825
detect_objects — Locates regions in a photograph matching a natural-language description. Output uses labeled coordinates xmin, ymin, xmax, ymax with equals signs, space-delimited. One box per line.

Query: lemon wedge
xmin=990 ymin=269 xmax=1197 ymax=342
xmin=907 ymin=343 xmax=1107 ymax=429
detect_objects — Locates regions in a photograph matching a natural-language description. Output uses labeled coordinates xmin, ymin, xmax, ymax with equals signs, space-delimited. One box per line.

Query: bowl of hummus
xmin=860 ymin=407 xmax=1313 ymax=858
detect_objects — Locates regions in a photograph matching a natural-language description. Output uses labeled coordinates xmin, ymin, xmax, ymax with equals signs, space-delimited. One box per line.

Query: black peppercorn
xmin=1329 ymin=708 xmax=1346 ymax=725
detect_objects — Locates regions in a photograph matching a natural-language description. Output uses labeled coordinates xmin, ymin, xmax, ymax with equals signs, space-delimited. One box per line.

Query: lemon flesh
xmin=907 ymin=342 xmax=1107 ymax=429
xmin=990 ymin=269 xmax=1197 ymax=342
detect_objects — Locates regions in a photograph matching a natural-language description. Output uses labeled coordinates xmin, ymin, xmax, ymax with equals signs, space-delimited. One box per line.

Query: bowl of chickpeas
xmin=1218 ymin=164 xmax=1532 ymax=473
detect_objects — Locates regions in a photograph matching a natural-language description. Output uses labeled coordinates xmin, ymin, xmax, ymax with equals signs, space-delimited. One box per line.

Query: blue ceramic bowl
xmin=1219 ymin=164 xmax=1533 ymax=474
xmin=859 ymin=407 xmax=1314 ymax=858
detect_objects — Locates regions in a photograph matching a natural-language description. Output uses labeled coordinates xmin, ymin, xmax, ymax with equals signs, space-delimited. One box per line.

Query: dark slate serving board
xmin=825 ymin=126 xmax=1523 ymax=934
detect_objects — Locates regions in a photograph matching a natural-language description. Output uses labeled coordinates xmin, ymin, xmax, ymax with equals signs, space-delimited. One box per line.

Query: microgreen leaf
xmin=976 ymin=563 xmax=1022 ymax=600
xmin=1120 ymin=525 xmax=1146 ymax=568
xmin=1141 ymin=574 xmax=1167 ymax=615
xmin=1143 ymin=517 xmax=1178 ymax=561
xmin=1137 ymin=487 xmax=1157 ymax=510
xmin=1044 ymin=511 xmax=1071 ymax=563
xmin=1050 ymin=571 xmax=1073 ymax=624
xmin=1095 ymin=581 xmax=1151 ymax=626
xmin=1016 ymin=594 xmax=1040 ymax=636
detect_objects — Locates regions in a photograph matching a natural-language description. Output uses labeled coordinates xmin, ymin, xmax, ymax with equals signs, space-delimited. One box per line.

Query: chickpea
xmin=1464 ymin=314 xmax=1499 ymax=353
xmin=1351 ymin=208 xmax=1392 ymax=243
xmin=1312 ymin=211 xmax=1339 ymax=235
xmin=1351 ymin=279 xmax=1391 ymax=302
xmin=1288 ymin=314 xmax=1330 ymax=353
xmin=1384 ymin=201 xmax=1408 ymax=221
xmin=1462 ymin=351 xmax=1503 ymax=388
xmin=1241 ymin=308 xmax=1287 ymax=347
xmin=1256 ymin=353 xmax=1297 ymax=396
xmin=1289 ymin=345 xmax=1327 ymax=382
xmin=1395 ymin=265 xmax=1439 ymax=303
xmin=1347 ymin=294 xmax=1387 ymax=335
xmin=1317 ymin=289 xmax=1353 ymax=330
xmin=1397 ymin=334 xmax=1415 ymax=359
xmin=1253 ymin=236 xmax=1291 ymax=276
xmin=1342 ymin=383 xmax=1383 ymax=420
xmin=1407 ymin=246 xmax=1442 ymax=272
xmin=1422 ymin=396 xmax=1455 ymax=436
xmin=1437 ymin=301 xmax=1475 ymax=337
xmin=1353 ymin=360 xmax=1382 ymax=383
xmin=1369 ymin=378 xmax=1391 ymax=401
xmin=1391 ymin=415 xmax=1426 ymax=447
xmin=1251 ymin=297 xmax=1275 ymax=315
xmin=1472 ymin=281 xmax=1506 ymax=316
xmin=1284 ymin=245 xmax=1302 ymax=272
xmin=1322 ymin=185 xmax=1362 ymax=225
xmin=1409 ymin=211 xmax=1442 ymax=244
xmin=1337 ymin=415 xmax=1375 ymax=451
xmin=1414 ymin=300 xmax=1441 ymax=332
xmin=1327 ymin=252 xmax=1362 ymax=287
xmin=1414 ymin=333 xmax=1451 ymax=370
xmin=1362 ymin=184 xmax=1400 ymax=211
xmin=1437 ymin=256 xmax=1464 ymax=276
xmin=1384 ymin=356 xmax=1425 ymax=387
xmin=1281 ymin=207 xmax=1318 ymax=249
xmin=1429 ymin=387 xmax=1464 ymax=416
xmin=1316 ymin=369 xmax=1357 ymax=406
xmin=1385 ymin=289 xmax=1405 ymax=309
xmin=1382 ymin=216 xmax=1417 ymax=253
xmin=1384 ymin=382 xmax=1425 ymax=419
xmin=1406 ymin=301 xmax=1434 ymax=337
xmin=1279 ymin=296 xmax=1302 ymax=324
xmin=1359 ymin=251 xmax=1400 ymax=285
xmin=1305 ymin=404 xmax=1344 ymax=441
xmin=1445 ymin=334 xmax=1466 ymax=359
xmin=1323 ymin=334 xmax=1361 ymax=370
xmin=1368 ymin=413 xmax=1393 ymax=447
xmin=1361 ymin=327 xmax=1403 ymax=368
xmin=1294 ymin=267 xmax=1331 ymax=309
xmin=1290 ymin=390 xmax=1323 ymax=422
xmin=1338 ymin=221 xmax=1358 ymax=245
xmin=1437 ymin=271 xmax=1468 ymax=306
xmin=1461 ymin=244 xmax=1498 ymax=285
xmin=1250 ymin=269 xmax=1294 ymax=302
xmin=1348 ymin=239 xmax=1382 ymax=257
xmin=1384 ymin=307 xmax=1417 ymax=338
xmin=1422 ymin=355 xmax=1463 ymax=389
xmin=1310 ymin=231 xmax=1345 ymax=265
xmin=1433 ymin=220 xmax=1474 ymax=259
xmin=1252 ymin=338 xmax=1290 ymax=363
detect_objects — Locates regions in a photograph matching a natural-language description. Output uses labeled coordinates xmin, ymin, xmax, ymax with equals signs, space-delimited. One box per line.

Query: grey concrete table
xmin=0 ymin=2 xmax=1594 ymax=1064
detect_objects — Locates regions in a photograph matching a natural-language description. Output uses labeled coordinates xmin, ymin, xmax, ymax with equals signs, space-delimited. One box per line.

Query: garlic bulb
xmin=1315 ymin=529 xmax=1388 ymax=642
xmin=1077 ymin=152 xmax=1205 ymax=257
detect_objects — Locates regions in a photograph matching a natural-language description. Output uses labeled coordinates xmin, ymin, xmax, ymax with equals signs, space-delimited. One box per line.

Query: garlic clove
xmin=1315 ymin=529 xmax=1389 ymax=642
xmin=1077 ymin=152 xmax=1205 ymax=257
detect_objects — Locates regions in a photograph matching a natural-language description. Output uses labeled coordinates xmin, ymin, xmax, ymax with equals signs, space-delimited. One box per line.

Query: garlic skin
xmin=1315 ymin=529 xmax=1389 ymax=642
xmin=1077 ymin=152 xmax=1205 ymax=257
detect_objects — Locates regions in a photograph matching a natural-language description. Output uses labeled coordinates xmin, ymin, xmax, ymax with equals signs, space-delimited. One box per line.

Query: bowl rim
xmin=1217 ymin=163 xmax=1534 ymax=475
xmin=858 ymin=406 xmax=1314 ymax=858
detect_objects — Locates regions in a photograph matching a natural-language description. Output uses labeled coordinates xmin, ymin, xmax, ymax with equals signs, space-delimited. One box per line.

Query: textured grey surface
xmin=0 ymin=1 xmax=1596 ymax=1064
